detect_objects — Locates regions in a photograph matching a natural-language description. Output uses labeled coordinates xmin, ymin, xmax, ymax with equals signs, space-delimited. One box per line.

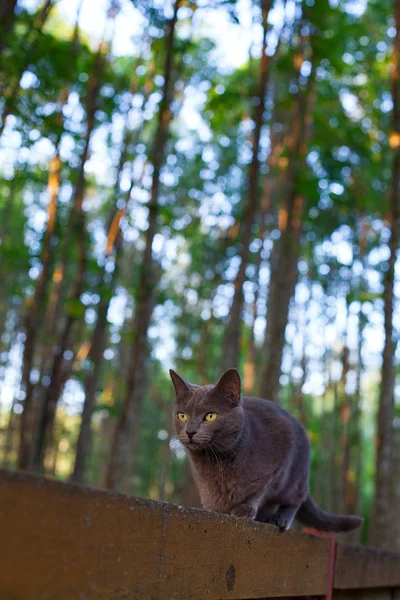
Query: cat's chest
xmin=190 ymin=457 xmax=240 ymax=513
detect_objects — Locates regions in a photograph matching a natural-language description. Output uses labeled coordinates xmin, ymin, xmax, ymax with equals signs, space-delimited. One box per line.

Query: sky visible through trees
xmin=0 ymin=0 xmax=399 ymax=550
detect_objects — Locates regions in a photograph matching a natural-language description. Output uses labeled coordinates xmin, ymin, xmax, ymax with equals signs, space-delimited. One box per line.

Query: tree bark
xmin=17 ymin=154 xmax=61 ymax=469
xmin=345 ymin=304 xmax=365 ymax=544
xmin=345 ymin=217 xmax=367 ymax=544
xmin=70 ymin=202 xmax=124 ymax=484
xmin=259 ymin=49 xmax=315 ymax=403
xmin=105 ymin=0 xmax=180 ymax=491
xmin=0 ymin=178 xmax=16 ymax=299
xmin=0 ymin=0 xmax=17 ymax=56
xmin=32 ymin=31 xmax=109 ymax=472
xmin=222 ymin=0 xmax=274 ymax=371
xmin=70 ymin=295 xmax=110 ymax=483
xmin=0 ymin=0 xmax=55 ymax=135
xmin=17 ymin=9 xmax=82 ymax=470
xmin=369 ymin=0 xmax=400 ymax=548
xmin=392 ymin=419 xmax=400 ymax=551
xmin=71 ymin=50 xmax=155 ymax=484
xmin=243 ymin=115 xmax=283 ymax=395
xmin=339 ymin=341 xmax=351 ymax=513
xmin=328 ymin=379 xmax=341 ymax=514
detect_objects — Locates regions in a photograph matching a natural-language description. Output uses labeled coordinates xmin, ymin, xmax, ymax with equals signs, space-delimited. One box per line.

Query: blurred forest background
xmin=0 ymin=0 xmax=399 ymax=550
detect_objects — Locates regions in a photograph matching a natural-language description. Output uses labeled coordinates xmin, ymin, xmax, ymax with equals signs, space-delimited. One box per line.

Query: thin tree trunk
xmin=339 ymin=341 xmax=351 ymax=513
xmin=105 ymin=0 xmax=181 ymax=491
xmin=328 ymin=379 xmax=341 ymax=514
xmin=17 ymin=155 xmax=60 ymax=469
xmin=0 ymin=0 xmax=55 ymax=135
xmin=392 ymin=415 xmax=400 ymax=551
xmin=345 ymin=305 xmax=365 ymax=544
xmin=317 ymin=375 xmax=331 ymax=511
xmin=70 ymin=216 xmax=123 ymax=484
xmin=222 ymin=0 xmax=274 ymax=371
xmin=369 ymin=0 xmax=400 ymax=548
xmin=0 ymin=180 xmax=16 ymax=338
xmin=32 ymin=28 xmax=110 ymax=472
xmin=71 ymin=52 xmax=155 ymax=484
xmin=243 ymin=116 xmax=283 ymax=395
xmin=17 ymin=8 xmax=82 ymax=470
xmin=0 ymin=0 xmax=17 ymax=56
xmin=259 ymin=50 xmax=315 ymax=403
xmin=70 ymin=297 xmax=109 ymax=482
xmin=198 ymin=316 xmax=211 ymax=385
xmin=345 ymin=216 xmax=367 ymax=543
xmin=0 ymin=178 xmax=16 ymax=252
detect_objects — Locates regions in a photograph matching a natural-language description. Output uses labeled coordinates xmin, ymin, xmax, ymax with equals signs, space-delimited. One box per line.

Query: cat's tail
xmin=296 ymin=496 xmax=363 ymax=533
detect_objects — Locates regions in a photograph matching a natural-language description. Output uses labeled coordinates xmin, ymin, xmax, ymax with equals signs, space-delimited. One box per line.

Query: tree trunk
xmin=222 ymin=0 xmax=274 ymax=371
xmin=17 ymin=154 xmax=61 ymax=469
xmin=70 ymin=296 xmax=109 ymax=483
xmin=339 ymin=342 xmax=351 ymax=513
xmin=345 ymin=304 xmax=365 ymax=544
xmin=259 ymin=51 xmax=315 ymax=403
xmin=315 ymin=370 xmax=331 ymax=511
xmin=0 ymin=177 xmax=16 ymax=252
xmin=71 ymin=208 xmax=124 ymax=484
xmin=0 ymin=0 xmax=17 ymax=56
xmin=392 ymin=417 xmax=400 ymax=551
xmin=345 ymin=217 xmax=367 ymax=543
xmin=105 ymin=0 xmax=180 ymax=491
xmin=17 ymin=9 xmax=82 ymax=470
xmin=0 ymin=0 xmax=55 ymax=135
xmin=243 ymin=115 xmax=283 ymax=395
xmin=71 ymin=49 xmax=156 ymax=484
xmin=328 ymin=379 xmax=341 ymax=514
xmin=32 ymin=30 xmax=109 ymax=472
xmin=0 ymin=179 xmax=16 ymax=335
xmin=369 ymin=0 xmax=400 ymax=549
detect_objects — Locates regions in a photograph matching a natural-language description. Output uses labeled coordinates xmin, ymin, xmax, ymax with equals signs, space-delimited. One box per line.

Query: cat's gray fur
xmin=170 ymin=367 xmax=362 ymax=532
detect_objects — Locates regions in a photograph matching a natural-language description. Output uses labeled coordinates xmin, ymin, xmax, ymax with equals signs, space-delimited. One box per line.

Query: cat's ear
xmin=169 ymin=369 xmax=191 ymax=400
xmin=214 ymin=368 xmax=241 ymax=406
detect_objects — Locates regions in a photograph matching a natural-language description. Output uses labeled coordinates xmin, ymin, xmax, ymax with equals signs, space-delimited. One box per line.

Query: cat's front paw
xmin=231 ymin=503 xmax=257 ymax=520
xmin=269 ymin=514 xmax=291 ymax=531
xmin=267 ymin=505 xmax=298 ymax=531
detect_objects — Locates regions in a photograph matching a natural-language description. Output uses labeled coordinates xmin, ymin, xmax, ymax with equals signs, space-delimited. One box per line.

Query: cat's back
xmin=242 ymin=395 xmax=310 ymax=477
xmin=242 ymin=395 xmax=306 ymax=437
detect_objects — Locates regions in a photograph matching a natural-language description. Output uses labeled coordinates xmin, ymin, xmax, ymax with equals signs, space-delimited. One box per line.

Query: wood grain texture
xmin=0 ymin=469 xmax=400 ymax=600
xmin=0 ymin=469 xmax=330 ymax=600
xmin=334 ymin=543 xmax=400 ymax=589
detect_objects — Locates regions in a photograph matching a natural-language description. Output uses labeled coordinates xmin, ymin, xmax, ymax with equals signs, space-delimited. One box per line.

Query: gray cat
xmin=170 ymin=367 xmax=362 ymax=533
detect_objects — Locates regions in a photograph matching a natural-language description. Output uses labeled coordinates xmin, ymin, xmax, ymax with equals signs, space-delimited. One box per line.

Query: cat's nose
xmin=187 ymin=430 xmax=197 ymax=440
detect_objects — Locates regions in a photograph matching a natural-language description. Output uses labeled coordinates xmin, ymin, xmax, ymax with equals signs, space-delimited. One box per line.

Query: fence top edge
xmin=1 ymin=467 xmax=399 ymax=562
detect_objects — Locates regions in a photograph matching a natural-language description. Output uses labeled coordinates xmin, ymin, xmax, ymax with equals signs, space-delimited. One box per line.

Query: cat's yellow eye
xmin=205 ymin=412 xmax=217 ymax=422
xmin=177 ymin=412 xmax=187 ymax=422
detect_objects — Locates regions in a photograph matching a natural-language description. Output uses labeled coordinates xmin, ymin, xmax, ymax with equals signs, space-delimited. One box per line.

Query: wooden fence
xmin=1 ymin=468 xmax=400 ymax=600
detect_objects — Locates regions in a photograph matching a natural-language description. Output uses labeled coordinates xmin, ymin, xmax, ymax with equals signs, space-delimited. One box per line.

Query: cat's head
xmin=169 ymin=368 xmax=245 ymax=452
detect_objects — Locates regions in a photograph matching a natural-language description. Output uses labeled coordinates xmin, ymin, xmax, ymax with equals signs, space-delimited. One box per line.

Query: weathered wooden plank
xmin=0 ymin=469 xmax=331 ymax=600
xmin=334 ymin=543 xmax=400 ymax=589
xmin=333 ymin=590 xmax=400 ymax=600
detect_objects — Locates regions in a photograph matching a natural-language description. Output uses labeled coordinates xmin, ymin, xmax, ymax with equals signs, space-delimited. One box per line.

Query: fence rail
xmin=1 ymin=468 xmax=400 ymax=600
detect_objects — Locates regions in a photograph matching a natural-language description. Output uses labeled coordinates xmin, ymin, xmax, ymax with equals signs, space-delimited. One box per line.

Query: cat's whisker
xmin=207 ymin=442 xmax=224 ymax=479
xmin=211 ymin=439 xmax=239 ymax=459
